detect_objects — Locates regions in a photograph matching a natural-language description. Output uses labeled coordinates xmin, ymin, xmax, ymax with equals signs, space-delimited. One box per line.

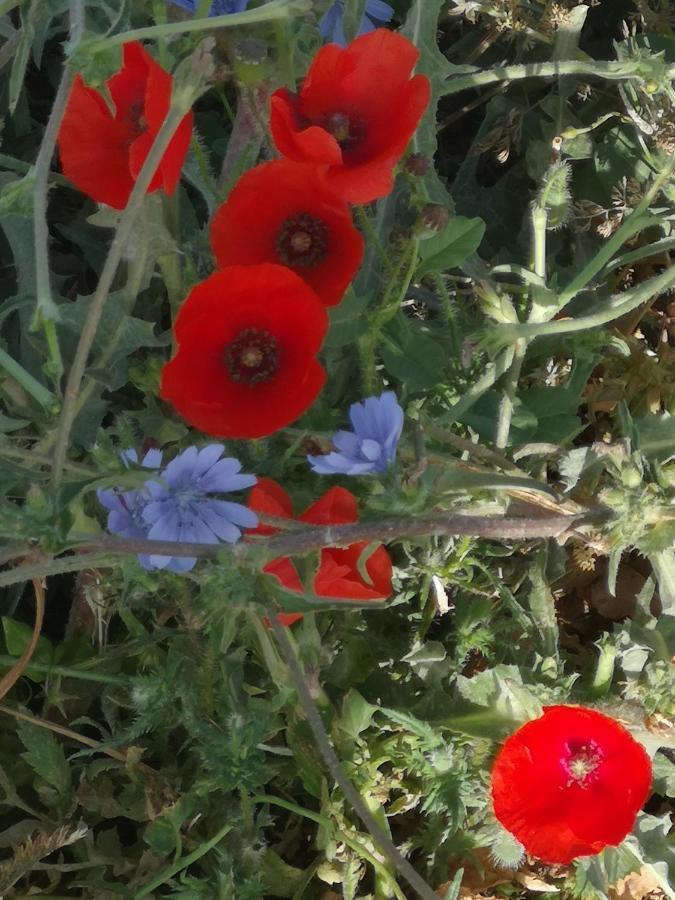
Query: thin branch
xmin=265 ymin=600 xmax=439 ymax=900
xmin=50 ymin=101 xmax=191 ymax=486
xmin=0 ymin=510 xmax=602 ymax=588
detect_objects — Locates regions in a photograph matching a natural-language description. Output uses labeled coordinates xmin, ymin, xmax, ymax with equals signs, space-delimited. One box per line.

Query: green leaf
xmin=416 ymin=217 xmax=485 ymax=277
xmin=17 ymin=719 xmax=71 ymax=800
xmin=2 ymin=617 xmax=54 ymax=683
xmin=648 ymin=550 xmax=675 ymax=617
xmin=338 ymin=689 xmax=377 ymax=740
xmin=443 ymin=665 xmax=542 ymax=738
xmin=380 ymin=323 xmax=446 ymax=391
xmin=527 ymin=551 xmax=559 ymax=659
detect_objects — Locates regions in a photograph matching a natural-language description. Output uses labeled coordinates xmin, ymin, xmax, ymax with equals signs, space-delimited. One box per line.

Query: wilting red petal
xmin=270 ymin=29 xmax=430 ymax=204
xmin=491 ymin=705 xmax=652 ymax=865
xmin=161 ymin=265 xmax=328 ymax=439
xmin=57 ymin=41 xmax=192 ymax=209
xmin=248 ymin=478 xmax=294 ymax=536
xmin=246 ymin=479 xmax=392 ymax=612
xmin=210 ymin=160 xmax=363 ymax=307
xmin=58 ymin=75 xmax=136 ymax=209
xmin=299 ymin=486 xmax=358 ymax=526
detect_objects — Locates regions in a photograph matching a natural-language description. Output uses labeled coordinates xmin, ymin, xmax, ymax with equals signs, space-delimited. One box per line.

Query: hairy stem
xmin=50 ymin=102 xmax=190 ymax=486
xmin=88 ymin=0 xmax=310 ymax=50
xmin=0 ymin=510 xmax=597 ymax=588
xmin=442 ymin=60 xmax=662 ymax=98
xmin=32 ymin=0 xmax=85 ymax=385
xmin=265 ymin=599 xmax=439 ymax=900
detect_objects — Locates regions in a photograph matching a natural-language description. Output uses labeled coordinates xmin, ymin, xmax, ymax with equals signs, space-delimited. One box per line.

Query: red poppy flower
xmin=491 ymin=705 xmax=652 ymax=865
xmin=269 ymin=29 xmax=430 ymax=204
xmin=210 ymin=160 xmax=364 ymax=308
xmin=160 ymin=265 xmax=328 ymax=439
xmin=58 ymin=42 xmax=193 ymax=209
xmin=249 ymin=477 xmax=393 ymax=626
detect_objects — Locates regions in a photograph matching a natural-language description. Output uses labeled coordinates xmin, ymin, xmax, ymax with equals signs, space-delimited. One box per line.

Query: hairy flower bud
xmin=404 ymin=152 xmax=430 ymax=176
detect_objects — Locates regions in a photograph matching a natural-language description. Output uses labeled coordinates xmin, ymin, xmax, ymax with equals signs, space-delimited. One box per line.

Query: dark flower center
xmin=225 ymin=328 xmax=280 ymax=385
xmin=324 ymin=111 xmax=365 ymax=152
xmin=126 ymin=99 xmax=147 ymax=136
xmin=276 ymin=213 xmax=330 ymax=267
xmin=563 ymin=739 xmax=603 ymax=787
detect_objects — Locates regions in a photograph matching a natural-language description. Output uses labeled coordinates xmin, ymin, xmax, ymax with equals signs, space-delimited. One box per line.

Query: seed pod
xmin=537 ymin=160 xmax=572 ymax=230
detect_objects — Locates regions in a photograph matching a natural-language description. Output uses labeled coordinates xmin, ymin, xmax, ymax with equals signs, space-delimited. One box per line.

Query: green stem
xmin=31 ymin=1 xmax=85 ymax=387
xmin=0 ymin=655 xmax=126 ymax=685
xmin=355 ymin=205 xmax=393 ymax=275
xmin=444 ymin=345 xmax=515 ymax=423
xmin=50 ymin=100 xmax=192 ymax=486
xmin=0 ymin=443 xmax=93 ymax=475
xmin=433 ymin=272 xmax=459 ymax=356
xmin=531 ymin=205 xmax=547 ymax=282
xmin=273 ymin=18 xmax=295 ymax=89
xmin=442 ymin=60 xmax=659 ymax=98
xmin=133 ymin=823 xmax=232 ymax=899
xmin=88 ymin=0 xmax=310 ymax=50
xmin=500 ymin=263 xmax=675 ymax=341
xmin=494 ymin=338 xmax=526 ymax=449
xmin=556 ymin=157 xmax=675 ymax=309
xmin=264 ymin=601 xmax=439 ymax=900
xmin=0 ymin=346 xmax=58 ymax=411
xmin=253 ymin=794 xmax=407 ymax=900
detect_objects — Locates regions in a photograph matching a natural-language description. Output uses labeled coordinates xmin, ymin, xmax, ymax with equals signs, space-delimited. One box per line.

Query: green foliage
xmin=0 ymin=0 xmax=674 ymax=895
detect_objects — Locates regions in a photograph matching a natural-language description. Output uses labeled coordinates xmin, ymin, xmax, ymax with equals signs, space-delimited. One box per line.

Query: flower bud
xmin=415 ymin=203 xmax=450 ymax=238
xmin=232 ymin=37 xmax=268 ymax=85
xmin=404 ymin=152 xmax=430 ymax=176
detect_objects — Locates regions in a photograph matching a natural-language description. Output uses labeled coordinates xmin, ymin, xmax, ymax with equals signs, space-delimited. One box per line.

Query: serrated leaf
xmin=380 ymin=324 xmax=446 ymax=391
xmin=416 ymin=216 xmax=485 ymax=277
xmin=17 ymin=720 xmax=71 ymax=800
xmin=648 ymin=550 xmax=675 ymax=617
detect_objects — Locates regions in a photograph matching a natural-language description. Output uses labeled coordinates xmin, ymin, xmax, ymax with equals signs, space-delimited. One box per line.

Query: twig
xmin=265 ymin=599 xmax=440 ymax=900
xmin=0 ymin=510 xmax=598 ymax=588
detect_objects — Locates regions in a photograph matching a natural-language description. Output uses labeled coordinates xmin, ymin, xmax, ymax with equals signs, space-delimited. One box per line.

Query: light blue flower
xmin=97 ymin=449 xmax=163 ymax=558
xmin=98 ymin=445 xmax=258 ymax=573
xmin=141 ymin=444 xmax=258 ymax=572
xmin=168 ymin=0 xmax=249 ymax=16
xmin=308 ymin=392 xmax=403 ymax=475
xmin=319 ymin=0 xmax=394 ymax=47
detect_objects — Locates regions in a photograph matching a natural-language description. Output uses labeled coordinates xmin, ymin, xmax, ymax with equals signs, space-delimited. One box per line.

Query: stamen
xmin=563 ymin=739 xmax=603 ymax=787
xmin=276 ymin=213 xmax=330 ymax=267
xmin=225 ymin=328 xmax=280 ymax=385
xmin=324 ymin=111 xmax=365 ymax=152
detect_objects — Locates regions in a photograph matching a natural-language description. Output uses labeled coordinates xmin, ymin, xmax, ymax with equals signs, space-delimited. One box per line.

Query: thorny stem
xmin=0 ymin=510 xmax=599 ymax=589
xmin=88 ymin=0 xmax=311 ymax=50
xmin=50 ymin=102 xmax=190 ymax=487
xmin=441 ymin=60 xmax=669 ymax=98
xmin=355 ymin=205 xmax=394 ymax=275
xmin=265 ymin=599 xmax=440 ymax=900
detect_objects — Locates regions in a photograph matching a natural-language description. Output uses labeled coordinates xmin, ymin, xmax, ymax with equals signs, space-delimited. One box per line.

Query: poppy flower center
xmin=126 ymin=99 xmax=147 ymax=136
xmin=563 ymin=739 xmax=603 ymax=787
xmin=324 ymin=111 xmax=365 ymax=152
xmin=225 ymin=328 xmax=280 ymax=385
xmin=276 ymin=213 xmax=330 ymax=267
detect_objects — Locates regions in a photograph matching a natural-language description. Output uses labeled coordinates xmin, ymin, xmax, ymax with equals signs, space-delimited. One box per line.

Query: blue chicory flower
xmin=98 ymin=445 xmax=258 ymax=573
xmin=319 ymin=0 xmax=394 ymax=47
xmin=97 ymin=449 xmax=163 ymax=558
xmin=168 ymin=0 xmax=249 ymax=16
xmin=307 ymin=391 xmax=403 ymax=475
